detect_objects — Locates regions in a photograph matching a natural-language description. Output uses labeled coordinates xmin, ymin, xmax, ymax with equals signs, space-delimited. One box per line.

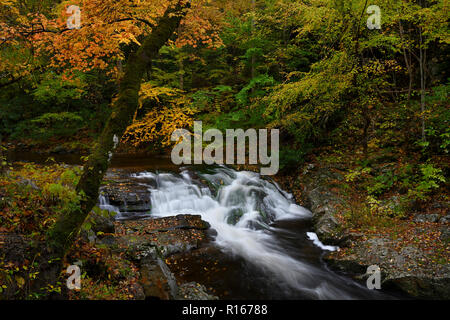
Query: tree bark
xmin=46 ymin=0 xmax=190 ymax=259
xmin=0 ymin=134 xmax=5 ymax=175
xmin=251 ymin=0 xmax=256 ymax=94
xmin=419 ymin=26 xmax=426 ymax=142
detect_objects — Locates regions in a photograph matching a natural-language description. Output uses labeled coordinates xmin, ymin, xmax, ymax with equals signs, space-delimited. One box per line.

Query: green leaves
xmin=236 ymin=74 xmax=275 ymax=107
xmin=33 ymin=73 xmax=88 ymax=105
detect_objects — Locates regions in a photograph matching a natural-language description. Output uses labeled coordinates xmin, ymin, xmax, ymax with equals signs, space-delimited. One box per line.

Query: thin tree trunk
xmin=354 ymin=0 xmax=369 ymax=156
xmin=46 ymin=0 xmax=190 ymax=259
xmin=0 ymin=134 xmax=5 ymax=175
xmin=419 ymin=26 xmax=426 ymax=142
xmin=362 ymin=104 xmax=370 ymax=158
xmin=251 ymin=0 xmax=256 ymax=94
xmin=399 ymin=21 xmax=413 ymax=103
xmin=179 ymin=58 xmax=184 ymax=90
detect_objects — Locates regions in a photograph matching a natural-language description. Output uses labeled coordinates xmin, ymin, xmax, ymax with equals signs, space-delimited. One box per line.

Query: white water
xmin=124 ymin=166 xmax=371 ymax=299
xmin=307 ymin=232 xmax=339 ymax=252
xmin=99 ymin=194 xmax=119 ymax=213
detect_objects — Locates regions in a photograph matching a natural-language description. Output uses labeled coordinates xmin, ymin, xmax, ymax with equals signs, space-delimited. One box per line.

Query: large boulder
xmin=112 ymin=215 xmax=217 ymax=300
xmin=300 ymin=166 xmax=347 ymax=245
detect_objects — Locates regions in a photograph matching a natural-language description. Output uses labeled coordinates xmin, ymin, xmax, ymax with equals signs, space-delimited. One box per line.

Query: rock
xmin=440 ymin=228 xmax=450 ymax=242
xmin=139 ymin=256 xmax=177 ymax=300
xmin=112 ymin=215 xmax=214 ymax=301
xmin=301 ymin=169 xmax=346 ymax=245
xmin=80 ymin=210 xmax=116 ymax=243
xmin=114 ymin=215 xmax=211 ymax=259
xmin=17 ymin=178 xmax=40 ymax=191
xmin=323 ymin=256 xmax=368 ymax=275
xmin=178 ymin=282 xmax=219 ymax=300
xmin=90 ymin=211 xmax=116 ymax=234
xmin=383 ymin=276 xmax=450 ymax=300
xmin=51 ymin=145 xmax=68 ymax=154
xmin=128 ymin=283 xmax=146 ymax=300
xmin=431 ymin=201 xmax=449 ymax=209
xmin=227 ymin=208 xmax=244 ymax=225
xmin=414 ymin=213 xmax=440 ymax=223
xmin=101 ymin=180 xmax=152 ymax=220
xmin=439 ymin=215 xmax=450 ymax=224
xmin=324 ymin=234 xmax=450 ymax=299
xmin=97 ymin=235 xmax=117 ymax=248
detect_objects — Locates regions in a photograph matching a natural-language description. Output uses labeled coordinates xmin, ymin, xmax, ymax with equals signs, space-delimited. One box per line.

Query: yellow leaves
xmin=139 ymin=83 xmax=181 ymax=104
xmin=362 ymin=59 xmax=403 ymax=76
xmin=123 ymin=105 xmax=196 ymax=148
xmin=123 ymin=84 xmax=197 ymax=148
xmin=15 ymin=275 xmax=25 ymax=288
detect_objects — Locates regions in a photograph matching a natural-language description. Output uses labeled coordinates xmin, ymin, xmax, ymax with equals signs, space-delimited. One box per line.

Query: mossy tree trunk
xmin=46 ymin=1 xmax=190 ymax=260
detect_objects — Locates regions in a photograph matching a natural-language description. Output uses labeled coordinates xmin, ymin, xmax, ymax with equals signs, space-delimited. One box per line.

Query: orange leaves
xmin=2 ymin=0 xmax=224 ymax=77
xmin=176 ymin=1 xmax=223 ymax=49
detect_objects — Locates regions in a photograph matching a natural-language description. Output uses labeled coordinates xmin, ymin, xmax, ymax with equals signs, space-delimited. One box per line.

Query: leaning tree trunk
xmin=46 ymin=0 xmax=190 ymax=260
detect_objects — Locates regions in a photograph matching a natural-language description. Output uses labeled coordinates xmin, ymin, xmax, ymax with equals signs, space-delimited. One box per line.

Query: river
xmin=8 ymin=151 xmax=394 ymax=300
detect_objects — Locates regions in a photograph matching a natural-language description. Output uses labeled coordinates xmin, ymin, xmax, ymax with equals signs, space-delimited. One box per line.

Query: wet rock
xmin=113 ymin=215 xmax=214 ymax=300
xmin=140 ymin=256 xmax=177 ymax=300
xmin=103 ymin=184 xmax=152 ymax=213
xmin=227 ymin=208 xmax=244 ymax=225
xmin=114 ymin=215 xmax=211 ymax=259
xmin=301 ymin=168 xmax=346 ymax=245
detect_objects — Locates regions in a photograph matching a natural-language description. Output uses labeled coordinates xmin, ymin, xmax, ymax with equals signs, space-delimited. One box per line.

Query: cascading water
xmin=99 ymin=194 xmax=119 ymax=213
xmin=100 ymin=165 xmax=389 ymax=300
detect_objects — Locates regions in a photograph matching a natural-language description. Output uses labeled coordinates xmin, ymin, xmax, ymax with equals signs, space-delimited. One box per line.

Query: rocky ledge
xmin=97 ymin=214 xmax=218 ymax=300
xmin=299 ymin=163 xmax=450 ymax=300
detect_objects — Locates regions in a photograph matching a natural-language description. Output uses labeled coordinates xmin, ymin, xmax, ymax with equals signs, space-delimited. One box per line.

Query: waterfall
xmin=99 ymin=193 xmax=119 ymax=213
xmin=99 ymin=165 xmax=387 ymax=299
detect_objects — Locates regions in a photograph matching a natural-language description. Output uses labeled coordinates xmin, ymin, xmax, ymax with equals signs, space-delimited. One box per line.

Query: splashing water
xmin=112 ymin=166 xmax=385 ymax=300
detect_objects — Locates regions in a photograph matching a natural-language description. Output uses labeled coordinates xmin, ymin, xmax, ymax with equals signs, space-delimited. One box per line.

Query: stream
xmin=9 ymin=151 xmax=393 ymax=300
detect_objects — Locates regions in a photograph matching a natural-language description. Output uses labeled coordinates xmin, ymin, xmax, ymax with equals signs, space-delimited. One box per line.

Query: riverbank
xmin=0 ymin=162 xmax=218 ymax=300
xmin=277 ymin=159 xmax=449 ymax=299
